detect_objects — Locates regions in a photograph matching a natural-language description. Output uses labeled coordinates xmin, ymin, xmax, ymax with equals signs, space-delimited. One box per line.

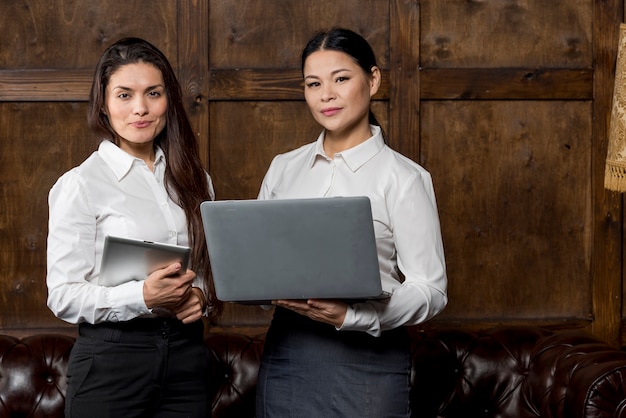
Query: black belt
xmin=78 ymin=317 xmax=203 ymax=343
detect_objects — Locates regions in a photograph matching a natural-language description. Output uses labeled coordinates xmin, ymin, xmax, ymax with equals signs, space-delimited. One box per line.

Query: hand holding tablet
xmin=99 ymin=236 xmax=191 ymax=287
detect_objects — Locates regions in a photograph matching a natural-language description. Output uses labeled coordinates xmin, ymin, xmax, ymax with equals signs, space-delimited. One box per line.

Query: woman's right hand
xmin=142 ymin=263 xmax=196 ymax=310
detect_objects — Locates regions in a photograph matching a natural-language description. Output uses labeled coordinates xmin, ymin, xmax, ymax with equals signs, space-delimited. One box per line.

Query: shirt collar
xmin=311 ymin=125 xmax=385 ymax=171
xmin=98 ymin=140 xmax=164 ymax=181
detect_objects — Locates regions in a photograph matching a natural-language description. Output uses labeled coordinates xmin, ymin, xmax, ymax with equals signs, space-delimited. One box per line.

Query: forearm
xmin=340 ymin=282 xmax=447 ymax=337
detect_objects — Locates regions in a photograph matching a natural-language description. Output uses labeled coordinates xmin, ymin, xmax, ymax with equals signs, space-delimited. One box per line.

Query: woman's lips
xmin=132 ymin=121 xmax=151 ymax=128
xmin=321 ymin=107 xmax=341 ymax=117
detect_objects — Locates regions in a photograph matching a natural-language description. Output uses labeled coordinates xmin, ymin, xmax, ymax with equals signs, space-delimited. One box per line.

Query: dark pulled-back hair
xmin=301 ymin=28 xmax=384 ymax=131
xmin=88 ymin=37 xmax=221 ymax=317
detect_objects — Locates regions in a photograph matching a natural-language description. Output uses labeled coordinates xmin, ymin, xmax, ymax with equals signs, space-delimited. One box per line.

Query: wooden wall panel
xmin=0 ymin=1 xmax=178 ymax=70
xmin=420 ymin=0 xmax=592 ymax=68
xmin=209 ymin=101 xmax=316 ymax=200
xmin=208 ymin=0 xmax=389 ymax=69
xmin=0 ymin=103 xmax=93 ymax=330
xmin=422 ymin=101 xmax=592 ymax=320
xmin=593 ymin=0 xmax=623 ymax=346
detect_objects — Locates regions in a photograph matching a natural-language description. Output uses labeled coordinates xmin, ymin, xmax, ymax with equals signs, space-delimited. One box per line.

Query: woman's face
xmin=104 ymin=62 xmax=167 ymax=154
xmin=303 ymin=49 xmax=380 ymax=140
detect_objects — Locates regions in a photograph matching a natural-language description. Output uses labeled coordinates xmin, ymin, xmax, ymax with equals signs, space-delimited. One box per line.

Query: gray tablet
xmin=99 ymin=236 xmax=190 ymax=287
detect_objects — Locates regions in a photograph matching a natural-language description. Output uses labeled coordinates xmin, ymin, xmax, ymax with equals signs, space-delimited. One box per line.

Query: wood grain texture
xmin=420 ymin=0 xmax=592 ymax=68
xmin=420 ymin=68 xmax=593 ymax=100
xmin=208 ymin=101 xmax=318 ymax=201
xmin=0 ymin=0 xmax=178 ymax=70
xmin=389 ymin=0 xmax=420 ymax=161
xmin=591 ymin=0 xmax=623 ymax=347
xmin=422 ymin=100 xmax=592 ymax=320
xmin=208 ymin=0 xmax=389 ymax=69
xmin=0 ymin=102 xmax=95 ymax=330
xmin=177 ymin=0 xmax=210 ymax=167
xmin=0 ymin=70 xmax=91 ymax=101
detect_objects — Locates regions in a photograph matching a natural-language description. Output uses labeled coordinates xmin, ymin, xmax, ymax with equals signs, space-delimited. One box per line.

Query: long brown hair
xmin=88 ymin=37 xmax=222 ymax=317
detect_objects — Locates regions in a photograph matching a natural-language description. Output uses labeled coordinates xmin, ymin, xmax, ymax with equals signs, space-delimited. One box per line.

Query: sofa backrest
xmin=2 ymin=327 xmax=626 ymax=418
xmin=0 ymin=334 xmax=74 ymax=417
xmin=410 ymin=326 xmax=626 ymax=418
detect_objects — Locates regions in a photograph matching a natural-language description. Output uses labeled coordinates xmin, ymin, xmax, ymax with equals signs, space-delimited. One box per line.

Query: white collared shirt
xmin=46 ymin=140 xmax=215 ymax=324
xmin=259 ymin=125 xmax=447 ymax=336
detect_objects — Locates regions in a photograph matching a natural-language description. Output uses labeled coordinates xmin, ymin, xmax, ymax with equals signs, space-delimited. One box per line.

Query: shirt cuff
xmin=106 ymin=280 xmax=152 ymax=321
xmin=337 ymin=302 xmax=382 ymax=337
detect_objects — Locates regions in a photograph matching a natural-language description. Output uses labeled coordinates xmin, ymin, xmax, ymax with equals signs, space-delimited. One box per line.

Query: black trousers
xmin=65 ymin=318 xmax=212 ymax=418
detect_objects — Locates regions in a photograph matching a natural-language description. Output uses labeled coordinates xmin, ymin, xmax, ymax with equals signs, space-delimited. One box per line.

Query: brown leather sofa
xmin=1 ymin=326 xmax=626 ymax=417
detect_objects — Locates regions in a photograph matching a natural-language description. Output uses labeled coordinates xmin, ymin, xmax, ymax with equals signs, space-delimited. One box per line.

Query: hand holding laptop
xmin=274 ymin=298 xmax=347 ymax=328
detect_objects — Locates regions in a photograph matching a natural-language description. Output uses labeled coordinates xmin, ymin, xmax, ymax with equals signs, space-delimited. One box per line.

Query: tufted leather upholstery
xmin=0 ymin=334 xmax=74 ymax=417
xmin=1 ymin=327 xmax=626 ymax=417
xmin=206 ymin=332 xmax=264 ymax=418
xmin=410 ymin=327 xmax=626 ymax=418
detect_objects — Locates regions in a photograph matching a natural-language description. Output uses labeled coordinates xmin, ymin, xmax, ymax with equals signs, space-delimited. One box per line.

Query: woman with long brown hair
xmin=47 ymin=37 xmax=219 ymax=417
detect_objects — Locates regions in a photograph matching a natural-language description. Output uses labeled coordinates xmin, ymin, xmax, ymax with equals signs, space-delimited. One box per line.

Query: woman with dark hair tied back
xmin=256 ymin=28 xmax=448 ymax=417
xmin=46 ymin=37 xmax=220 ymax=417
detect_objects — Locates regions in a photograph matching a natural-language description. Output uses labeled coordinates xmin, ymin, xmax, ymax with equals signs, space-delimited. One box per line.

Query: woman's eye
xmin=336 ymin=76 xmax=349 ymax=83
xmin=306 ymin=82 xmax=320 ymax=88
xmin=148 ymin=90 xmax=162 ymax=97
xmin=117 ymin=93 xmax=130 ymax=99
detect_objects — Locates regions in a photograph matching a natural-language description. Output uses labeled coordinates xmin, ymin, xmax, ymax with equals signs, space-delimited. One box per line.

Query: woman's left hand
xmin=172 ymin=287 xmax=206 ymax=324
xmin=274 ymin=299 xmax=347 ymax=328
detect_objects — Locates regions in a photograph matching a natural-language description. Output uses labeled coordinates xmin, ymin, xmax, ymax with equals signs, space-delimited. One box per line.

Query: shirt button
xmin=169 ymin=231 xmax=177 ymax=237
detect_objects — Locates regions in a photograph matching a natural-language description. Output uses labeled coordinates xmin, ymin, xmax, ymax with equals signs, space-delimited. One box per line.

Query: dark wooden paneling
xmin=422 ymin=101 xmax=592 ymax=320
xmin=389 ymin=0 xmax=420 ymax=161
xmin=208 ymin=0 xmax=389 ymax=69
xmin=0 ymin=102 xmax=93 ymax=330
xmin=420 ymin=0 xmax=592 ymax=68
xmin=209 ymin=101 xmax=314 ymax=201
xmin=177 ymin=0 xmax=210 ymax=167
xmin=593 ymin=0 xmax=623 ymax=347
xmin=420 ymin=68 xmax=593 ymax=100
xmin=0 ymin=70 xmax=91 ymax=101
xmin=0 ymin=1 xmax=178 ymax=70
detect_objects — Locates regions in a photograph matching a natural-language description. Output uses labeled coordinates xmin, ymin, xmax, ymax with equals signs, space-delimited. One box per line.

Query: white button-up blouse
xmin=259 ymin=125 xmax=448 ymax=337
xmin=46 ymin=140 xmax=215 ymax=324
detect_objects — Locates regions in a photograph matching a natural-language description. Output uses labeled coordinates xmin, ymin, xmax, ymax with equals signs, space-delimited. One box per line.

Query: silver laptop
xmin=200 ymin=197 xmax=387 ymax=304
xmin=99 ymin=236 xmax=190 ymax=287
